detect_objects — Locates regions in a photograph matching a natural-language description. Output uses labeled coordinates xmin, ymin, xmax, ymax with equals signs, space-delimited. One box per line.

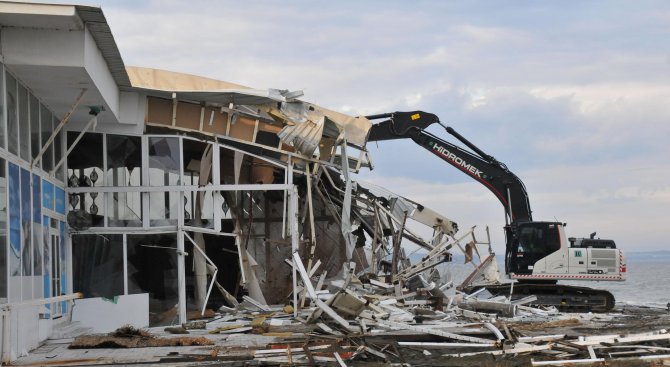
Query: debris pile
xmin=56 ymin=196 xmax=670 ymax=365
xmin=22 ymin=208 xmax=670 ymax=366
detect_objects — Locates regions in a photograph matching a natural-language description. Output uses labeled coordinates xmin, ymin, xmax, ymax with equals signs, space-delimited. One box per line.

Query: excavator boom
xmin=368 ymin=111 xmax=532 ymax=224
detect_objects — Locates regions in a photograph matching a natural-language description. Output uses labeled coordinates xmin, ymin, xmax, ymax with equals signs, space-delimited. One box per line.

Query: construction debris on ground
xmin=16 ymin=300 xmax=670 ymax=366
xmin=16 ymin=249 xmax=670 ymax=367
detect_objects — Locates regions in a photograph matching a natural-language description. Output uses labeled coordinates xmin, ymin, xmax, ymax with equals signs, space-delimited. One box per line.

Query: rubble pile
xmin=53 ymin=248 xmax=670 ymax=366
xmin=18 ymin=222 xmax=670 ymax=366
xmin=167 ymin=255 xmax=668 ymax=366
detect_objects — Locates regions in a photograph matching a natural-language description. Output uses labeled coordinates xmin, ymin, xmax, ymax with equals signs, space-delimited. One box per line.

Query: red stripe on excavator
xmin=432 ymin=148 xmax=514 ymax=220
xmin=512 ymin=274 xmax=623 ymax=280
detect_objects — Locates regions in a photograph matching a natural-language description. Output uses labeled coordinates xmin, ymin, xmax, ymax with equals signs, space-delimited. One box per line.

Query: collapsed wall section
xmin=67 ymin=68 xmax=467 ymax=327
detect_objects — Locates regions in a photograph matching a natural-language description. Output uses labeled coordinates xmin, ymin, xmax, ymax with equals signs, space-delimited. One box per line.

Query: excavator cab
xmin=505 ymin=221 xmax=562 ymax=276
xmin=505 ymin=220 xmax=625 ymax=283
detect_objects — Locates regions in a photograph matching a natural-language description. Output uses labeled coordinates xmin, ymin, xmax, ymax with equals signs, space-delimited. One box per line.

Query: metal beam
xmin=67 ymin=183 xmax=292 ymax=194
xmin=32 ymin=88 xmax=87 ymax=169
xmin=51 ymin=114 xmax=97 ymax=176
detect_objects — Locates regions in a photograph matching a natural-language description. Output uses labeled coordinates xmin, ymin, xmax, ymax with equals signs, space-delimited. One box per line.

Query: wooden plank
xmin=614 ymin=333 xmax=670 ymax=344
xmin=445 ymin=344 xmax=551 ymax=357
xmin=293 ymin=252 xmax=317 ymax=299
xmin=518 ymin=334 xmax=566 ymax=343
xmin=378 ymin=320 xmax=494 ymax=344
xmin=399 ymin=342 xmax=497 ymax=348
xmin=531 ymin=357 xmax=605 ymax=366
xmin=587 ymin=345 xmax=597 ymax=359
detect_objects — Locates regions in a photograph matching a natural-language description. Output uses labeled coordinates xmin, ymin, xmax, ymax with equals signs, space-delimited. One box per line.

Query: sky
xmin=69 ymin=0 xmax=670 ymax=252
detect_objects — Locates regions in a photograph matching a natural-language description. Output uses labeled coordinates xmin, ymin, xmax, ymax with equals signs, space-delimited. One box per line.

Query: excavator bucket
xmin=367 ymin=111 xmax=440 ymax=141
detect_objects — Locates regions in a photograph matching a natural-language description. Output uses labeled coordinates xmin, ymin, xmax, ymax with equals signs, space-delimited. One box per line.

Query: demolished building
xmin=0 ymin=1 xmax=494 ymax=362
xmin=2 ymin=3 xmax=668 ymax=367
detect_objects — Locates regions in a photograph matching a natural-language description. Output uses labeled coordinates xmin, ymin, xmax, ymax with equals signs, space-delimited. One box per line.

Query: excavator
xmin=366 ymin=111 xmax=626 ymax=311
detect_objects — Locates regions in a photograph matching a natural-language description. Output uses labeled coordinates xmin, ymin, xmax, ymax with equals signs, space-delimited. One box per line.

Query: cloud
xmin=451 ymin=24 xmax=531 ymax=44
xmin=60 ymin=0 xmax=670 ymax=250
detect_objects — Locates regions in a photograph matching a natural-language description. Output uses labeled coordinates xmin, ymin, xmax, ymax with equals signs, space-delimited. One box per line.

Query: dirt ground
xmin=383 ymin=305 xmax=670 ymax=367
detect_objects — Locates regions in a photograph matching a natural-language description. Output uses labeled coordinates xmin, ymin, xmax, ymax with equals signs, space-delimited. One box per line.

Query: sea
xmin=430 ymin=251 xmax=670 ymax=308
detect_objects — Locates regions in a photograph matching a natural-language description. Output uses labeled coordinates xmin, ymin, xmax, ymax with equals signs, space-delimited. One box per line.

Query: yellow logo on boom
xmin=411 ymin=113 xmax=420 ymax=120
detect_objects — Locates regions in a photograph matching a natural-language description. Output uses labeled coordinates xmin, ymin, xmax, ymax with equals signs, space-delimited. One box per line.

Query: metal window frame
xmin=58 ymin=129 xmax=303 ymax=324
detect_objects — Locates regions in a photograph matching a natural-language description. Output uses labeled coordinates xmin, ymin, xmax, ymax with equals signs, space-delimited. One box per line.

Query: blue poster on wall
xmin=8 ymin=163 xmax=20 ymax=277
xmin=55 ymin=187 xmax=65 ymax=215
xmin=42 ymin=179 xmax=54 ymax=211
xmin=32 ymin=174 xmax=41 ymax=222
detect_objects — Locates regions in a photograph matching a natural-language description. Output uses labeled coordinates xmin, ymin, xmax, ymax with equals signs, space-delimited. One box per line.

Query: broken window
xmin=219 ymin=146 xmax=281 ymax=185
xmin=67 ymin=132 xmax=104 ymax=228
xmin=183 ymin=232 xmax=239 ymax=317
xmin=106 ymin=134 xmax=142 ymax=227
xmin=126 ymin=233 xmax=179 ymax=326
xmin=72 ymin=234 xmax=124 ymax=299
xmin=148 ymin=137 xmax=180 ymax=226
xmin=6 ymin=72 xmax=18 ymax=156
xmin=182 ymin=139 xmax=213 ymax=228
xmin=242 ymin=190 xmax=294 ymax=303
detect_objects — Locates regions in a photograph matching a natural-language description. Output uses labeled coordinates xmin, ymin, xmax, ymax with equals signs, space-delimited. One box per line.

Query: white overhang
xmin=0 ymin=1 xmax=130 ymax=126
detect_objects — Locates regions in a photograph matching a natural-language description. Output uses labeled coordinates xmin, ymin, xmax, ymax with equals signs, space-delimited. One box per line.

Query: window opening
xmin=72 ymin=234 xmax=124 ymax=298
xmin=148 ymin=137 xmax=180 ymax=226
xmin=106 ymin=134 xmax=142 ymax=227
xmin=127 ymin=233 xmax=179 ymax=326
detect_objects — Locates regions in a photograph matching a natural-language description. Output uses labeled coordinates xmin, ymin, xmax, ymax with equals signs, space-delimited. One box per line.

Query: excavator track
xmin=470 ymin=283 xmax=616 ymax=313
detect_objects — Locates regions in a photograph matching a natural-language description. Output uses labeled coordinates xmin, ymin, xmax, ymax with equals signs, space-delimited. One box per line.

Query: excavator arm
xmin=367 ymin=111 xmax=532 ymax=225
